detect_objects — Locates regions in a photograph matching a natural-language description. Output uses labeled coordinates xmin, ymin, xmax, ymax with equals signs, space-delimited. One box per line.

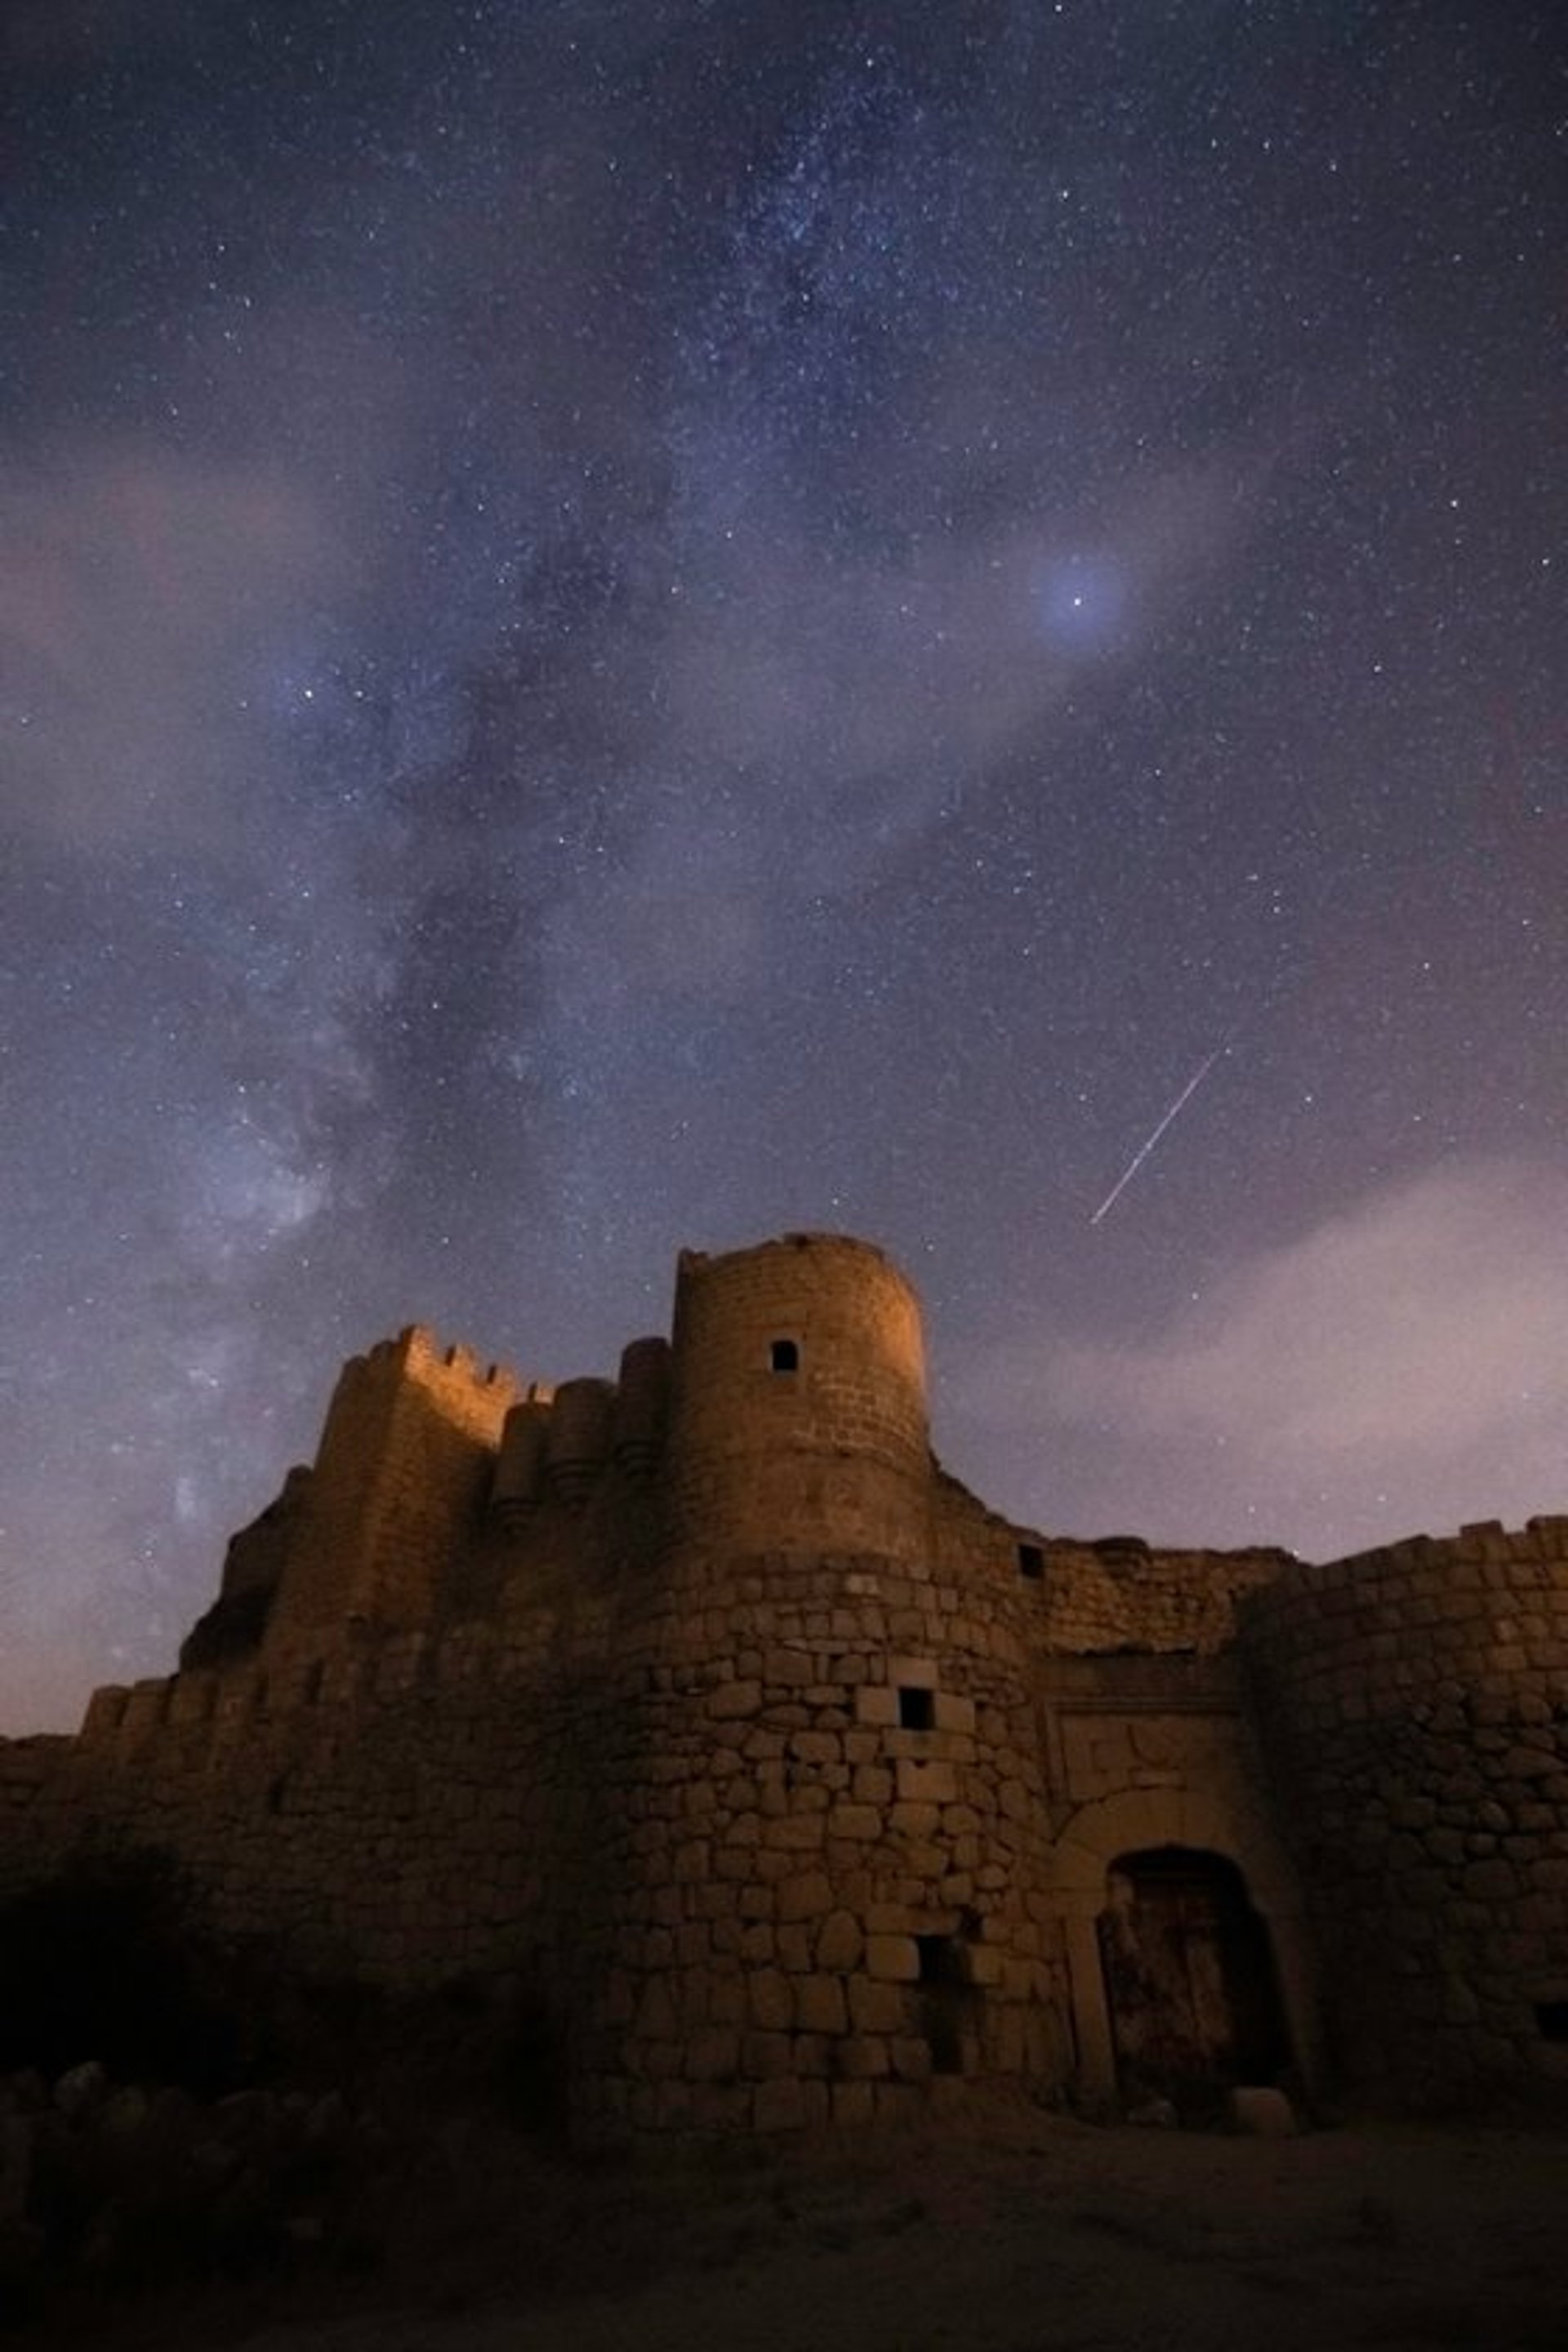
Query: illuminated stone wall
xmin=2 ymin=1231 xmax=1562 ymax=2134
xmin=1244 ymin=1517 xmax=1568 ymax=2114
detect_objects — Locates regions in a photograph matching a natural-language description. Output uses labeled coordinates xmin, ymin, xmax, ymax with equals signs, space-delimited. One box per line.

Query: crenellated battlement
xmin=335 ymin=1322 xmax=532 ymax=1410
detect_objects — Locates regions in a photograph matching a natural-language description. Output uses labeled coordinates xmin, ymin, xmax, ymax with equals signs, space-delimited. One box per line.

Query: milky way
xmin=2 ymin=2 xmax=1566 ymax=1727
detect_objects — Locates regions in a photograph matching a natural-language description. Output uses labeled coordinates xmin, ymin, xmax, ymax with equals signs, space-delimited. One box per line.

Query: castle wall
xmin=579 ymin=1541 xmax=1067 ymax=2139
xmin=1243 ymin=1517 xmax=1568 ymax=2115
xmin=1036 ymin=1539 xmax=1290 ymax=1656
xmin=3 ymin=1229 xmax=1562 ymax=2139
xmin=572 ymin=1236 xmax=1067 ymax=2137
xmin=263 ymin=1329 xmax=523 ymax=1663
xmin=8 ymin=1624 xmax=636 ymax=2105
xmin=0 ymin=1735 xmax=74 ymax=1905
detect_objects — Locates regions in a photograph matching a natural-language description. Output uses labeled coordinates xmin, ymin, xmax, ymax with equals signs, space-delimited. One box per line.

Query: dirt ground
xmin=76 ymin=2110 xmax=1568 ymax=2352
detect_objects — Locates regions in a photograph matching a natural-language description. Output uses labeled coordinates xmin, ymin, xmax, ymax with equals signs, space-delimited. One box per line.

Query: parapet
xmin=336 ymin=1324 xmax=524 ymax=1409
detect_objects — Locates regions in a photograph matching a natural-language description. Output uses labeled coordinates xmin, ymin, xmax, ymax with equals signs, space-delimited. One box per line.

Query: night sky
xmin=3 ymin=2 xmax=1566 ymax=1731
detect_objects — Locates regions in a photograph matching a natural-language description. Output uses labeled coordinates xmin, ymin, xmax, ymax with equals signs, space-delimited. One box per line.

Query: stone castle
xmin=2 ymin=1232 xmax=1566 ymax=2136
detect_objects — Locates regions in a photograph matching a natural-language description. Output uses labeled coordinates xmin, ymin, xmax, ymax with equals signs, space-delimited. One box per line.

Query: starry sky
xmin=3 ymin=0 xmax=1566 ymax=1731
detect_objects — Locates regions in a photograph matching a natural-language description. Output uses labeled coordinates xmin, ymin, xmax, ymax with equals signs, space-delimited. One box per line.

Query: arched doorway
xmin=1098 ymin=1846 xmax=1291 ymax=2121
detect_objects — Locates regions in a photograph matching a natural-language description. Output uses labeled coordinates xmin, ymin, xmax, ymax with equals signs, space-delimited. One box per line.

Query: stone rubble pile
xmin=0 ymin=2055 xmax=366 ymax=2317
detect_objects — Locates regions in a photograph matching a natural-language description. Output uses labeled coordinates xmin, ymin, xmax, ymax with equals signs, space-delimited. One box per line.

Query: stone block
xmin=816 ymin=1909 xmax=863 ymax=1971
xmin=637 ymin=1976 xmax=678 ymax=2036
xmin=763 ymin=1813 xmax=826 ymax=1851
xmin=831 ymin=2080 xmax=877 ymax=2127
xmin=693 ymin=2083 xmax=751 ymax=2132
xmin=654 ymin=2081 xmax=695 ymax=2130
xmin=898 ymin=1757 xmax=957 ymax=1805
xmin=752 ymin=2076 xmax=810 ymax=2133
xmin=888 ymin=1655 xmax=938 ymax=1690
xmin=709 ymin=1682 xmax=762 ymax=1719
xmin=742 ymin=2029 xmax=793 ymax=2080
xmin=750 ymin=1968 xmax=794 ymax=2030
xmin=866 ymin=1933 xmax=920 ymax=1982
xmin=684 ymin=2027 xmax=740 ymax=2082
xmin=828 ymin=1804 xmax=882 ymax=1842
xmin=890 ymin=1800 xmax=941 ymax=1839
xmin=777 ymin=1870 xmax=832 ymax=1922
xmin=791 ymin=1730 xmax=842 ymax=1764
xmin=849 ymin=1977 xmax=907 ymax=2034
xmin=765 ymin=1648 xmax=815 ymax=1685
xmin=834 ymin=2033 xmax=890 ymax=2078
xmin=890 ymin=2036 xmax=933 ymax=2082
xmin=794 ymin=1974 xmax=849 ymax=2035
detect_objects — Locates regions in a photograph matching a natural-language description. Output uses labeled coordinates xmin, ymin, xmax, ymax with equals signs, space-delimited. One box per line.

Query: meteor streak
xmin=1089 ymin=1045 xmax=1227 ymax=1226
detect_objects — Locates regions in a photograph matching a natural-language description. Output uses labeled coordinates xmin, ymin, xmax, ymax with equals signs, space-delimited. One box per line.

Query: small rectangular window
xmin=915 ymin=1934 xmax=961 ymax=1985
xmin=769 ymin=1339 xmax=800 ymax=1373
xmin=1018 ymin=1543 xmax=1044 ymax=1580
xmin=897 ymin=1685 xmax=935 ymax=1731
xmin=1536 ymin=2002 xmax=1568 ymax=2041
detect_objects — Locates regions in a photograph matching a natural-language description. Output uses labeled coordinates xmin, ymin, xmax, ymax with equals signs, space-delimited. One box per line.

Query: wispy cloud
xmin=0 ymin=443 xmax=343 ymax=856
xmin=960 ymin=1159 xmax=1568 ymax=1558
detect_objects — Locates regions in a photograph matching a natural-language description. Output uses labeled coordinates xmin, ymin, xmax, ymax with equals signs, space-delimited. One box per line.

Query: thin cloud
xmin=962 ymin=1159 xmax=1568 ymax=1557
xmin=0 ymin=443 xmax=342 ymax=855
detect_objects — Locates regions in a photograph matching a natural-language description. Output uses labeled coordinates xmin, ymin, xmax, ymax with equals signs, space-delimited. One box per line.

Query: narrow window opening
xmin=1018 ymin=1542 xmax=1045 ymax=1580
xmin=916 ymin=1936 xmax=966 ymax=2074
xmin=265 ymin=1775 xmax=287 ymax=1815
xmin=304 ymin=1660 xmax=325 ymax=1704
xmin=1535 ymin=2002 xmax=1568 ymax=2041
xmin=915 ymin=1935 xmax=961 ymax=1985
xmin=768 ymin=1338 xmax=800 ymax=1373
xmin=897 ymin=1685 xmax=935 ymax=1731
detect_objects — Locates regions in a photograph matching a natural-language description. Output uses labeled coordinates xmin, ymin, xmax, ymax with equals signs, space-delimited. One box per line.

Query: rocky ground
xmin=9 ymin=2070 xmax=1566 ymax=2352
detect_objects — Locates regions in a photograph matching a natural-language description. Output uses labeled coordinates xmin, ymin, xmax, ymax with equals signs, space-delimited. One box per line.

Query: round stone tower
xmin=572 ymin=1233 xmax=1064 ymax=2144
xmin=662 ymin=1232 xmax=931 ymax=1561
xmin=1242 ymin=1517 xmax=1568 ymax=2117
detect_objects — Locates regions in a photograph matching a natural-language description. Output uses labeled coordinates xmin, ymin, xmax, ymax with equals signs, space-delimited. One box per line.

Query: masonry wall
xmin=0 ymin=1736 xmax=74 ymax=1907
xmin=570 ymin=1235 xmax=1069 ymax=2137
xmin=577 ymin=1540 xmax=1067 ymax=2139
xmin=1243 ymin=1517 xmax=1568 ymax=2115
xmin=3 ymin=1228 xmax=1563 ymax=2140
xmin=263 ymin=1330 xmax=523 ymax=1663
xmin=0 ymin=1620 xmax=639 ymax=2115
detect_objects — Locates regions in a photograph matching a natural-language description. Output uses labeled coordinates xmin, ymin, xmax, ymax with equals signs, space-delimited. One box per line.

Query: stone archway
xmin=1050 ymin=1784 xmax=1318 ymax=2114
xmin=1098 ymin=1846 xmax=1292 ymax=2121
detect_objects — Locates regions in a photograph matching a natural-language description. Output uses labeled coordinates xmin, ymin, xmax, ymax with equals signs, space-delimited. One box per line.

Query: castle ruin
xmin=3 ymin=1231 xmax=1566 ymax=2136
